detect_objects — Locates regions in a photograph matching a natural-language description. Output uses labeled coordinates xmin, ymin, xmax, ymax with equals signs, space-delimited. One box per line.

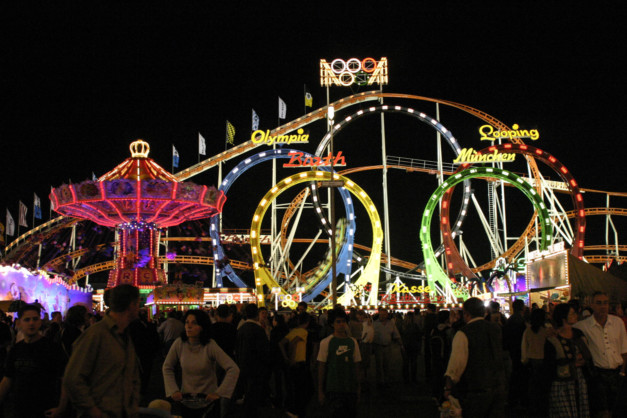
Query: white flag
xmin=252 ymin=109 xmax=260 ymax=131
xmin=18 ymin=201 xmax=28 ymax=228
xmin=6 ymin=209 xmax=15 ymax=236
xmin=34 ymin=193 xmax=42 ymax=220
xmin=278 ymin=97 xmax=287 ymax=119
xmin=199 ymin=133 xmax=207 ymax=155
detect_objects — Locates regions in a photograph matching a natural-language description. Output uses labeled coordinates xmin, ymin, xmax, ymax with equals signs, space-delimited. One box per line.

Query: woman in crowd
xmin=522 ymin=308 xmax=549 ymax=416
xmin=544 ymin=303 xmax=593 ymax=418
xmin=163 ymin=309 xmax=240 ymax=417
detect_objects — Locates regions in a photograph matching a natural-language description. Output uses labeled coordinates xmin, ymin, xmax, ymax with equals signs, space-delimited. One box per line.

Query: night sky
xmin=1 ymin=3 xmax=625 ymax=273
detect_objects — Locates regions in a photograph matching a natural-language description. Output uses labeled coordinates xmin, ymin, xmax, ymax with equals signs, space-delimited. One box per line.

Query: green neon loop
xmin=420 ymin=167 xmax=552 ymax=301
xmin=250 ymin=171 xmax=383 ymax=306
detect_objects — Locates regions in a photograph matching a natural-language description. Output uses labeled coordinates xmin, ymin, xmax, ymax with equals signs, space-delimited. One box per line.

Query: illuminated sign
xmin=283 ymin=151 xmax=347 ymax=168
xmin=271 ymin=287 xmax=304 ymax=310
xmin=453 ymin=148 xmax=516 ymax=164
xmin=479 ymin=124 xmax=539 ymax=141
xmin=389 ymin=282 xmax=432 ymax=294
xmin=320 ymin=57 xmax=388 ymax=87
xmin=251 ymin=129 xmax=309 ymax=146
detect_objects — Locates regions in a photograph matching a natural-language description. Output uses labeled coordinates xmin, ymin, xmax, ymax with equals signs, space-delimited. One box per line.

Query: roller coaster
xmin=2 ymin=90 xmax=626 ymax=305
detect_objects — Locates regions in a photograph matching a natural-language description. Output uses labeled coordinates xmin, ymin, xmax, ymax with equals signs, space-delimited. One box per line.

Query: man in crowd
xmin=129 ymin=307 xmax=160 ymax=398
xmin=373 ymin=307 xmax=403 ymax=388
xmin=157 ymin=310 xmax=185 ymax=356
xmin=0 ymin=304 xmax=65 ymax=417
xmin=503 ymin=299 xmax=527 ymax=407
xmin=280 ymin=312 xmax=313 ymax=418
xmin=422 ymin=303 xmax=438 ymax=382
xmin=574 ymin=291 xmax=627 ymax=416
xmin=318 ymin=307 xmax=361 ymax=417
xmin=44 ymin=311 xmax=63 ymax=341
xmin=444 ymin=297 xmax=506 ymax=417
xmin=236 ymin=303 xmax=272 ymax=417
xmin=211 ymin=304 xmax=237 ymax=360
xmin=63 ymin=284 xmax=141 ymax=417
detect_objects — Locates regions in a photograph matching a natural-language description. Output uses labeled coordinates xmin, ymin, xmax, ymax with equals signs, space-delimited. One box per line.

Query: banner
xmin=199 ymin=133 xmax=206 ymax=155
xmin=6 ymin=209 xmax=15 ymax=236
xmin=18 ymin=201 xmax=27 ymax=227
xmin=226 ymin=121 xmax=236 ymax=146
xmin=305 ymin=85 xmax=313 ymax=108
xmin=34 ymin=193 xmax=42 ymax=219
xmin=252 ymin=109 xmax=260 ymax=131
xmin=278 ymin=97 xmax=286 ymax=119
xmin=172 ymin=145 xmax=180 ymax=168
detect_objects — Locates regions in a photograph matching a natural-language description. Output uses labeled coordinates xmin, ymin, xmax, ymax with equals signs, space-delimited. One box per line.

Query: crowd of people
xmin=0 ymin=286 xmax=626 ymax=417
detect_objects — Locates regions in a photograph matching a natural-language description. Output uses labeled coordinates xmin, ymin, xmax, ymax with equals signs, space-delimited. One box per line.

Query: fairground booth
xmin=525 ymin=244 xmax=627 ymax=307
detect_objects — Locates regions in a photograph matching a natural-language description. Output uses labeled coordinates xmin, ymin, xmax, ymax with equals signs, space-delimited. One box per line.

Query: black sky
xmin=1 ymin=3 xmax=625 ymax=267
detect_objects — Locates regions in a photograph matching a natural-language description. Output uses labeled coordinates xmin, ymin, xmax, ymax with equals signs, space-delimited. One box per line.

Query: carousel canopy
xmin=50 ymin=140 xmax=225 ymax=228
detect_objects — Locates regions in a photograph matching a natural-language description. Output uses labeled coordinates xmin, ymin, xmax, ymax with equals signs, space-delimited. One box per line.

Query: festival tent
xmin=568 ymin=254 xmax=627 ymax=301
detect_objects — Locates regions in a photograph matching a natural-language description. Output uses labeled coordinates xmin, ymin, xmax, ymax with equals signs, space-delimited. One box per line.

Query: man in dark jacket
xmin=236 ymin=303 xmax=271 ymax=417
xmin=503 ymin=299 xmax=527 ymax=406
xmin=444 ymin=298 xmax=506 ymax=417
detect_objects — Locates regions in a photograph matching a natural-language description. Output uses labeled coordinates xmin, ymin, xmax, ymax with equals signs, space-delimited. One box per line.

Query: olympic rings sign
xmin=320 ymin=57 xmax=388 ymax=87
xmin=330 ymin=58 xmax=378 ymax=74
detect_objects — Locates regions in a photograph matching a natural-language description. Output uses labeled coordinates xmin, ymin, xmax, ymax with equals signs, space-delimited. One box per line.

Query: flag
xmin=278 ymin=97 xmax=287 ymax=119
xmin=226 ymin=121 xmax=236 ymax=146
xmin=252 ymin=109 xmax=260 ymax=131
xmin=305 ymin=85 xmax=313 ymax=108
xmin=172 ymin=145 xmax=179 ymax=168
xmin=18 ymin=201 xmax=28 ymax=228
xmin=92 ymin=172 xmax=98 ymax=181
xmin=34 ymin=193 xmax=42 ymax=220
xmin=6 ymin=209 xmax=15 ymax=236
xmin=199 ymin=133 xmax=207 ymax=155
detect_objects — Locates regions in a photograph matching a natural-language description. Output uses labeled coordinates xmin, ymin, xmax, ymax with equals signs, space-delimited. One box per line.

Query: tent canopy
xmin=568 ymin=254 xmax=627 ymax=301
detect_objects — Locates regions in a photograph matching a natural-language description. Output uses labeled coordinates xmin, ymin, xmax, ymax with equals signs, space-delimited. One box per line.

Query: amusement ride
xmin=2 ymin=57 xmax=626 ymax=310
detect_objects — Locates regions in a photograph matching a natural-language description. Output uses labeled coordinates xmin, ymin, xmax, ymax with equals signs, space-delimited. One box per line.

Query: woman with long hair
xmin=522 ymin=308 xmax=549 ymax=416
xmin=545 ymin=303 xmax=593 ymax=418
xmin=163 ymin=309 xmax=239 ymax=417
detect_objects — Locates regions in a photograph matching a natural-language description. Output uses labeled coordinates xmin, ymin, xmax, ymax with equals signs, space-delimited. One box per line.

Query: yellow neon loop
xmin=250 ymin=171 xmax=383 ymax=306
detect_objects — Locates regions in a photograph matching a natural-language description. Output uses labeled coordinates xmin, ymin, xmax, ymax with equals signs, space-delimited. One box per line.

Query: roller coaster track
xmin=1 ymin=91 xmax=544 ymax=270
xmin=566 ymin=208 xmax=627 ymax=217
xmin=68 ymin=255 xmax=254 ymax=284
xmin=584 ymin=255 xmax=627 ymax=263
